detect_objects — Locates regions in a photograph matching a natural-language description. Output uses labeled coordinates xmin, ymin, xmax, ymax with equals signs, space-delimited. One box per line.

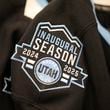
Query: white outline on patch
xmin=2 ymin=77 xmax=12 ymax=94
xmin=11 ymin=22 xmax=88 ymax=92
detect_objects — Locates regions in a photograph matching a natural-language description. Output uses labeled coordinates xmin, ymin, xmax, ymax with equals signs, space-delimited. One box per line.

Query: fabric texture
xmin=0 ymin=0 xmax=31 ymax=110
xmin=0 ymin=0 xmax=110 ymax=110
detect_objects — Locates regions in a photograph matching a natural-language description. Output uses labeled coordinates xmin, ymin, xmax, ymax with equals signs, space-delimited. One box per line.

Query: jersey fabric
xmin=0 ymin=0 xmax=31 ymax=110
xmin=0 ymin=0 xmax=110 ymax=110
xmin=0 ymin=0 xmax=26 ymax=26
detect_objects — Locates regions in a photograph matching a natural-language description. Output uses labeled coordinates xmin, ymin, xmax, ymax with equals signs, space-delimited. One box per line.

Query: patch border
xmin=11 ymin=22 xmax=88 ymax=92
xmin=2 ymin=77 xmax=12 ymax=94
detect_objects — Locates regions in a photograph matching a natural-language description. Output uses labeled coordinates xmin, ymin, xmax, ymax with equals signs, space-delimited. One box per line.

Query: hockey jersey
xmin=0 ymin=0 xmax=110 ymax=110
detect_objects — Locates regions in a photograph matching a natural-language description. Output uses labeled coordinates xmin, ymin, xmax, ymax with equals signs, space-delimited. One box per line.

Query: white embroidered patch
xmin=11 ymin=22 xmax=88 ymax=92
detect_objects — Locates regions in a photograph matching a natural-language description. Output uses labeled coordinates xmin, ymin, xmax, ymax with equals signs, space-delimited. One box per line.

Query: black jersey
xmin=0 ymin=0 xmax=31 ymax=110
xmin=0 ymin=0 xmax=26 ymax=25
xmin=0 ymin=0 xmax=110 ymax=110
